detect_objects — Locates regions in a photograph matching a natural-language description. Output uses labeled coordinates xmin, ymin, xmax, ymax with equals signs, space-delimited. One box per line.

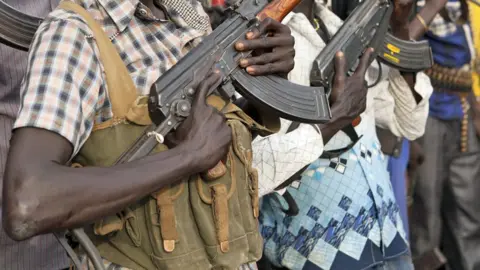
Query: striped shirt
xmin=14 ymin=0 xmax=256 ymax=268
xmin=0 ymin=1 xmax=70 ymax=270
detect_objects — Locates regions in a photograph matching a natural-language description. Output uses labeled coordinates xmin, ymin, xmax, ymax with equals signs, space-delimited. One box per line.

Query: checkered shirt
xmin=14 ymin=0 xmax=256 ymax=269
xmin=14 ymin=0 xmax=210 ymax=156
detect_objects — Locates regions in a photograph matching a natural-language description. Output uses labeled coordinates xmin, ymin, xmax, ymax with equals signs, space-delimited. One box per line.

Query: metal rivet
xmin=181 ymin=105 xmax=188 ymax=112
xmin=167 ymin=121 xmax=172 ymax=126
xmin=139 ymin=8 xmax=148 ymax=16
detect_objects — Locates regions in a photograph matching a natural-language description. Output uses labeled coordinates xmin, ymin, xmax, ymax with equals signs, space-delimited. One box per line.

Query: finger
xmin=245 ymin=59 xmax=294 ymax=76
xmin=236 ymin=18 xmax=292 ymax=50
xmin=239 ymin=48 xmax=293 ymax=67
xmin=192 ymin=71 xmax=222 ymax=107
xmin=235 ymin=35 xmax=294 ymax=51
xmin=354 ymin=47 xmax=374 ymax=75
xmin=248 ymin=18 xmax=291 ymax=39
xmin=333 ymin=51 xmax=347 ymax=89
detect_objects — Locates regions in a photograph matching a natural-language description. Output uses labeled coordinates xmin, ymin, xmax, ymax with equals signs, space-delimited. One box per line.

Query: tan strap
xmin=59 ymin=1 xmax=137 ymax=121
xmin=249 ymin=168 xmax=260 ymax=218
xmin=155 ymin=188 xmax=179 ymax=253
xmin=93 ymin=214 xmax=124 ymax=236
xmin=205 ymin=161 xmax=227 ymax=180
xmin=196 ymin=151 xmax=236 ymax=204
xmin=246 ymin=150 xmax=259 ymax=218
xmin=212 ymin=184 xmax=230 ymax=253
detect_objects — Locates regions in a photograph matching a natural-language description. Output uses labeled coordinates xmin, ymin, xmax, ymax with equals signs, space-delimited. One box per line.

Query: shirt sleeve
xmin=372 ymin=66 xmax=433 ymax=140
xmin=14 ymin=16 xmax=103 ymax=156
xmin=253 ymin=119 xmax=324 ymax=197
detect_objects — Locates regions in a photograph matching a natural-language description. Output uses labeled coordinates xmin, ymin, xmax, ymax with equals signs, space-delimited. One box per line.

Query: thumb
xmin=331 ymin=51 xmax=347 ymax=104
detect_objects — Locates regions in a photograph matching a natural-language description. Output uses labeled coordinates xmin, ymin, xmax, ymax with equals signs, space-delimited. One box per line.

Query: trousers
xmin=410 ymin=113 xmax=480 ymax=270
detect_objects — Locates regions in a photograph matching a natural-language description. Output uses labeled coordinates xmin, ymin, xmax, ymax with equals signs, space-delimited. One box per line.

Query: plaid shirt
xmin=14 ymin=0 xmax=209 ymax=155
xmin=14 ymin=0 xmax=256 ymax=269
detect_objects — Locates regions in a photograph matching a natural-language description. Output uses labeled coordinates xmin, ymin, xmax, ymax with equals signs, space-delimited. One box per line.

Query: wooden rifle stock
xmin=256 ymin=0 xmax=302 ymax=22
xmin=207 ymin=0 xmax=304 ymax=179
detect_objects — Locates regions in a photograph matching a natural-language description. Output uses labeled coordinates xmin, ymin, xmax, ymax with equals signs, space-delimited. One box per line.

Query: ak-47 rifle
xmin=0 ymin=0 xmax=432 ymax=73
xmin=330 ymin=0 xmax=433 ymax=73
xmin=0 ymin=0 xmax=425 ymax=269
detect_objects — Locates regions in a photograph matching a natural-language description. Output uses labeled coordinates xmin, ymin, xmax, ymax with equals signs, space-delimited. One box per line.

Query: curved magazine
xmin=231 ymin=69 xmax=331 ymax=123
xmin=378 ymin=33 xmax=434 ymax=72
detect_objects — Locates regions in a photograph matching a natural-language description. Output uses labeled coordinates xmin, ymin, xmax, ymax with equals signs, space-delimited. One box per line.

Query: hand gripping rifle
xmin=0 ymin=0 xmax=432 ymax=73
xmin=0 ymin=0 xmax=427 ymax=269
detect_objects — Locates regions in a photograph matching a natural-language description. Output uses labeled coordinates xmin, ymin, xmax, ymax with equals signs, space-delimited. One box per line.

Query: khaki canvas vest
xmin=59 ymin=2 xmax=280 ymax=269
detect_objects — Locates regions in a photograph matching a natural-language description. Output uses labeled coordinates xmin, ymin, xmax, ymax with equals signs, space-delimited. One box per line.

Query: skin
xmin=319 ymin=49 xmax=373 ymax=144
xmin=292 ymin=0 xmax=421 ymax=144
xmin=2 ymin=0 xmax=295 ymax=241
xmin=409 ymin=0 xmax=449 ymax=40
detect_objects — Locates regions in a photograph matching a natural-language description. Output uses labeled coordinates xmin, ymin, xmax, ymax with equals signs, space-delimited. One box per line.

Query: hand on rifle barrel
xmin=234 ymin=18 xmax=295 ymax=76
xmin=165 ymin=71 xmax=232 ymax=173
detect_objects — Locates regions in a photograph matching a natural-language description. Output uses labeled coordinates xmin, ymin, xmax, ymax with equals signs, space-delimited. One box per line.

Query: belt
xmin=425 ymin=64 xmax=472 ymax=93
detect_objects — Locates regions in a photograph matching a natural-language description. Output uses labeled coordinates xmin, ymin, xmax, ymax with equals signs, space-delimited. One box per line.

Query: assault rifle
xmin=0 ymin=0 xmax=429 ymax=268
xmin=0 ymin=1 xmax=432 ymax=73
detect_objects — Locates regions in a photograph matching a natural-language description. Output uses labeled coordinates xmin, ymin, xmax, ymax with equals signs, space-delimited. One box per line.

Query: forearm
xmin=318 ymin=108 xmax=352 ymax=144
xmin=409 ymin=2 xmax=444 ymax=40
xmin=3 ymin=129 xmax=198 ymax=241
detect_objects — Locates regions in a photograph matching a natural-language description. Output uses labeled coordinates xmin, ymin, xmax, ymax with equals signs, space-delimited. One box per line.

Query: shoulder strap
xmin=59 ymin=1 xmax=137 ymax=122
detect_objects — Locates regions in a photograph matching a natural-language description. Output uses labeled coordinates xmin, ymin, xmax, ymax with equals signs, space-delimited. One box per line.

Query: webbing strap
xmin=59 ymin=0 xmax=137 ymax=123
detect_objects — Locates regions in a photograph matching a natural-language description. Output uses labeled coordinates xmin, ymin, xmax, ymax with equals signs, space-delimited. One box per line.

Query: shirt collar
xmin=97 ymin=0 xmax=139 ymax=32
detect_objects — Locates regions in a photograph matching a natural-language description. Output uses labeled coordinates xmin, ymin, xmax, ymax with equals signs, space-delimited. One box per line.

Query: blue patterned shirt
xmin=260 ymin=116 xmax=409 ymax=270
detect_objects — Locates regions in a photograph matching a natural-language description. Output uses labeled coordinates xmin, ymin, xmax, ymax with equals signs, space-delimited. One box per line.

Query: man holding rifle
xmin=410 ymin=0 xmax=480 ymax=269
xmin=256 ymin=0 xmax=439 ymax=269
xmin=1 ymin=0 xmax=298 ymax=268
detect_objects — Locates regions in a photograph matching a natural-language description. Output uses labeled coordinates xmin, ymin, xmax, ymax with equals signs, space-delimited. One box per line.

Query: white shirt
xmin=253 ymin=1 xmax=433 ymax=197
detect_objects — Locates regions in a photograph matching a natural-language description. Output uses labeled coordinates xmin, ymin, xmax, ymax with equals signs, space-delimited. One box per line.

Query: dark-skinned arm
xmin=2 ymin=73 xmax=230 ymax=241
xmin=391 ymin=0 xmax=448 ymax=103
xmin=409 ymin=0 xmax=448 ymax=40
